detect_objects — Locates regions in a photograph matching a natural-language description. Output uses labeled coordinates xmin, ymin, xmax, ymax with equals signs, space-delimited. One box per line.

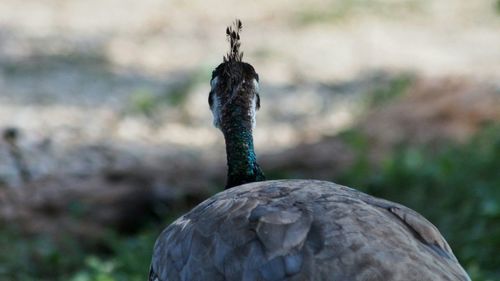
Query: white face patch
xmin=249 ymin=95 xmax=257 ymax=129
xmin=249 ymin=78 xmax=259 ymax=129
xmin=210 ymin=76 xmax=222 ymax=128
xmin=253 ymin=78 xmax=259 ymax=92
xmin=211 ymin=95 xmax=222 ymax=128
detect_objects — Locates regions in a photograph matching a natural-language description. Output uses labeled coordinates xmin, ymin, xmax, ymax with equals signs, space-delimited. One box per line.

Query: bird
xmin=149 ymin=19 xmax=471 ymax=281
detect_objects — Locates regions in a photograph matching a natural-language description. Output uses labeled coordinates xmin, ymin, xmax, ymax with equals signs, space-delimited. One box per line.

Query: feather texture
xmin=224 ymin=19 xmax=244 ymax=62
xmin=150 ymin=180 xmax=470 ymax=281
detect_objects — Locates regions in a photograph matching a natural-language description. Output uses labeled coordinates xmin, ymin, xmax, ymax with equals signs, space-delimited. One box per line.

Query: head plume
xmin=223 ymin=19 xmax=243 ymax=62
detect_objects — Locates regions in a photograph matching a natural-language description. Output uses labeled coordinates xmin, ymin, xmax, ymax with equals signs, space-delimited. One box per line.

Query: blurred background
xmin=0 ymin=0 xmax=499 ymax=280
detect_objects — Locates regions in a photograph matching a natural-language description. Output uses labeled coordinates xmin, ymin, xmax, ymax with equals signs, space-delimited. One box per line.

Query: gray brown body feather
xmin=150 ymin=180 xmax=470 ymax=281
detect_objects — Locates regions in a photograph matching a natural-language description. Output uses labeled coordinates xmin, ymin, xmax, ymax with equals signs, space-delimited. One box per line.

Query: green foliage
xmin=366 ymin=74 xmax=413 ymax=107
xmin=69 ymin=232 xmax=157 ymax=281
xmin=0 ymin=226 xmax=159 ymax=281
xmin=339 ymin=125 xmax=500 ymax=281
xmin=294 ymin=0 xmax=422 ymax=25
xmin=129 ymin=89 xmax=157 ymax=117
xmin=0 ymin=227 xmax=86 ymax=281
xmin=1 ymin=51 xmax=110 ymax=76
xmin=127 ymin=68 xmax=208 ymax=119
xmin=296 ymin=3 xmax=352 ymax=24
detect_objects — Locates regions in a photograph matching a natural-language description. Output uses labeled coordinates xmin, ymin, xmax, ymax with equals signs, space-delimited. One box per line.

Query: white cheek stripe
xmin=212 ymin=94 xmax=222 ymax=128
xmin=210 ymin=76 xmax=222 ymax=128
xmin=250 ymin=78 xmax=259 ymax=129
xmin=253 ymin=78 xmax=259 ymax=92
xmin=250 ymin=95 xmax=257 ymax=129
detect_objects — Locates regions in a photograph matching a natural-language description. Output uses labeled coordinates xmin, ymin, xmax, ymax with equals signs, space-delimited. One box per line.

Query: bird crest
xmin=223 ymin=19 xmax=243 ymax=62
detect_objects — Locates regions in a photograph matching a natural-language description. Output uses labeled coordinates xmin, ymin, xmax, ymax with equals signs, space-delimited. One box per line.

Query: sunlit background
xmin=0 ymin=0 xmax=499 ymax=280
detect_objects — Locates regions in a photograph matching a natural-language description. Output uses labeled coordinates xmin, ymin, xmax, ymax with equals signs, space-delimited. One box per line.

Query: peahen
xmin=149 ymin=20 xmax=471 ymax=281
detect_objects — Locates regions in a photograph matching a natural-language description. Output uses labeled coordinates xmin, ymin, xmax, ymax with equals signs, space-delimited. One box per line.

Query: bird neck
xmin=222 ymin=119 xmax=265 ymax=189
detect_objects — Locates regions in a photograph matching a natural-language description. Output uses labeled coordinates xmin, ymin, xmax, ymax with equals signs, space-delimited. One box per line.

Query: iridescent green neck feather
xmin=223 ymin=116 xmax=265 ymax=189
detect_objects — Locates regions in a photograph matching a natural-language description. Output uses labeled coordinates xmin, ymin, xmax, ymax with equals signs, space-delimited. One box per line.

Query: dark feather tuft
xmin=224 ymin=19 xmax=244 ymax=62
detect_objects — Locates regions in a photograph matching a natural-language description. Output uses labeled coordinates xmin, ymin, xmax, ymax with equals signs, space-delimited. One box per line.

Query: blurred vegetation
xmin=1 ymin=123 xmax=498 ymax=280
xmin=365 ymin=73 xmax=413 ymax=107
xmin=69 ymin=232 xmax=157 ymax=281
xmin=339 ymin=124 xmax=500 ymax=281
xmin=0 ymin=225 xmax=159 ymax=281
xmin=127 ymin=68 xmax=207 ymax=119
xmin=1 ymin=51 xmax=110 ymax=77
xmin=294 ymin=0 xmax=423 ymax=24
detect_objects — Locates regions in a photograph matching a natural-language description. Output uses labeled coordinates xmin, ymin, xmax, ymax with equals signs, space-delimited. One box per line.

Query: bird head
xmin=208 ymin=19 xmax=261 ymax=133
